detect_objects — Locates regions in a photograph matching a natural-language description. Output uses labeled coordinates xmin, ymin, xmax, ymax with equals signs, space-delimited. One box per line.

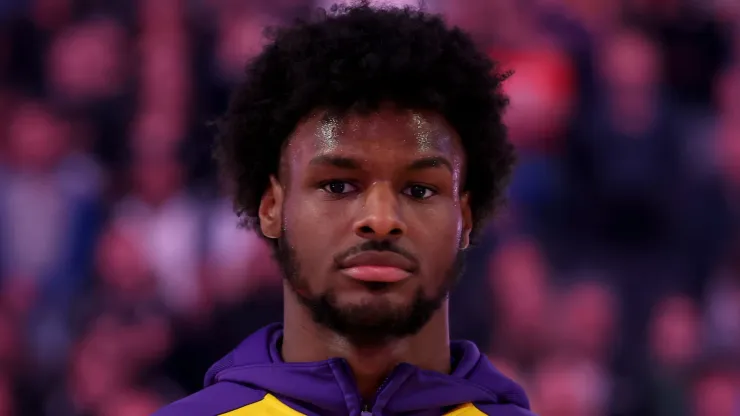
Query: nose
xmin=353 ymin=183 xmax=407 ymax=241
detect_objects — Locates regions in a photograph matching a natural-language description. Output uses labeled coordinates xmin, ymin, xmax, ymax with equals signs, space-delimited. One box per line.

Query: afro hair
xmin=215 ymin=1 xmax=515 ymax=242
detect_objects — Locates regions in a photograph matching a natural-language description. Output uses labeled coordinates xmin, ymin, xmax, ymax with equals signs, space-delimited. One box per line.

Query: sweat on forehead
xmin=286 ymin=108 xmax=460 ymax=155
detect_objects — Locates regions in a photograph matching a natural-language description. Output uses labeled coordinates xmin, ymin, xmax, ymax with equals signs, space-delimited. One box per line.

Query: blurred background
xmin=0 ymin=0 xmax=738 ymax=415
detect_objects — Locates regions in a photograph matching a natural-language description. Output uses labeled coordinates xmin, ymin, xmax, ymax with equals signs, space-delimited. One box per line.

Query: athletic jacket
xmin=153 ymin=324 xmax=535 ymax=415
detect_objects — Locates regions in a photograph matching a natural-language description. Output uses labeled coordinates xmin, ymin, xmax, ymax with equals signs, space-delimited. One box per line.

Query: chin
xmin=335 ymin=296 xmax=412 ymax=323
xmin=303 ymin=286 xmax=444 ymax=344
xmin=335 ymin=287 xmax=415 ymax=308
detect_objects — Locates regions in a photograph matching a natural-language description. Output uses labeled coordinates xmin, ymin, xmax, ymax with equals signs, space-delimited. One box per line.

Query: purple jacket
xmin=153 ymin=324 xmax=535 ymax=415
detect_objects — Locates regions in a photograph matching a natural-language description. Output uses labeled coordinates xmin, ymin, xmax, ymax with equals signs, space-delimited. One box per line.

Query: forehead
xmin=284 ymin=107 xmax=463 ymax=163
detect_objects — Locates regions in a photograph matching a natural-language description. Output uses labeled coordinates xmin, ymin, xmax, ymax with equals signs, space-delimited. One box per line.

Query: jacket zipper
xmin=361 ymin=375 xmax=393 ymax=415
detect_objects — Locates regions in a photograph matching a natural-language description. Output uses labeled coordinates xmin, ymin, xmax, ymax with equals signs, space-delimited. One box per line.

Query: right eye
xmin=321 ymin=181 xmax=358 ymax=195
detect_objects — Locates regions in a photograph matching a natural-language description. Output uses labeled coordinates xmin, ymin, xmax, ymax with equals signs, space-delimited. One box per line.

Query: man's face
xmin=260 ymin=106 xmax=472 ymax=345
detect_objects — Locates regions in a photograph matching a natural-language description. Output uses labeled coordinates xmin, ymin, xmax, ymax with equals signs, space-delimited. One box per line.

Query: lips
xmin=338 ymin=251 xmax=416 ymax=283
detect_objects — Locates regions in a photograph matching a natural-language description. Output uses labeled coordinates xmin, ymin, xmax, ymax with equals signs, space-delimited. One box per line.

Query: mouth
xmin=341 ymin=265 xmax=412 ymax=283
xmin=338 ymin=251 xmax=415 ymax=283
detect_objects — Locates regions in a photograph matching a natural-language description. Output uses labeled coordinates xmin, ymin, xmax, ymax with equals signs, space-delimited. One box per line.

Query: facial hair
xmin=275 ymin=235 xmax=465 ymax=347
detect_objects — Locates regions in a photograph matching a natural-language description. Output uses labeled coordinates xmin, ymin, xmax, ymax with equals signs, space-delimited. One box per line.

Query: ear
xmin=459 ymin=192 xmax=473 ymax=250
xmin=259 ymin=175 xmax=284 ymax=239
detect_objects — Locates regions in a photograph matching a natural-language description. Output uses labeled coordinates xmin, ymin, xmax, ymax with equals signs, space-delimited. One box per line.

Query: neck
xmin=281 ymin=287 xmax=451 ymax=400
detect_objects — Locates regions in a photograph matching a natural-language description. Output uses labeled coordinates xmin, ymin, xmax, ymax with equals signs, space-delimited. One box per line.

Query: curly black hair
xmin=215 ymin=1 xmax=515 ymax=243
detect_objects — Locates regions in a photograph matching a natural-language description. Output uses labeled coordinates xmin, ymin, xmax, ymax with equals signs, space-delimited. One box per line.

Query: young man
xmin=155 ymin=2 xmax=533 ymax=415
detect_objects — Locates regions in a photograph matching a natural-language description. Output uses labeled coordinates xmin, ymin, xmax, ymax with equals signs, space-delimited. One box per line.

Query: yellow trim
xmin=219 ymin=394 xmax=306 ymax=415
xmin=444 ymin=402 xmax=487 ymax=415
xmin=219 ymin=395 xmax=484 ymax=416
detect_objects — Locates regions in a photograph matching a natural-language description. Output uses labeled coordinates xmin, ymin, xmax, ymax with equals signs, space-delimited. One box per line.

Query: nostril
xmin=389 ymin=228 xmax=402 ymax=236
xmin=359 ymin=226 xmax=373 ymax=234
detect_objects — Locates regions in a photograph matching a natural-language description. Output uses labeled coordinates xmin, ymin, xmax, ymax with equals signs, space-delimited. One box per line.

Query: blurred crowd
xmin=0 ymin=0 xmax=739 ymax=415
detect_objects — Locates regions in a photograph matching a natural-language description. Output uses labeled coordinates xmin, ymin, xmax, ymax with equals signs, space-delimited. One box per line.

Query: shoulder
xmin=152 ymin=382 xmax=267 ymax=416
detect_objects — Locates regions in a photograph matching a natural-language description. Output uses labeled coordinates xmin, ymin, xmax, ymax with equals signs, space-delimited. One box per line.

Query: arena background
xmin=0 ymin=0 xmax=739 ymax=414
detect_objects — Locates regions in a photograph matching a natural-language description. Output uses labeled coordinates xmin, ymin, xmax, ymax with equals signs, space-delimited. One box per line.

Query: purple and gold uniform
xmin=154 ymin=324 xmax=533 ymax=415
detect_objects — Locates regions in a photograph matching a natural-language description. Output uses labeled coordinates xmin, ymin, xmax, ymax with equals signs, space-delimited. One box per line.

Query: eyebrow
xmin=308 ymin=155 xmax=453 ymax=173
xmin=309 ymin=155 xmax=361 ymax=169
xmin=407 ymin=156 xmax=453 ymax=173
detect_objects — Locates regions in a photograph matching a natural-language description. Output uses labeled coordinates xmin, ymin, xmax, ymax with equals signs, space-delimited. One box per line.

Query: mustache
xmin=333 ymin=240 xmax=420 ymax=270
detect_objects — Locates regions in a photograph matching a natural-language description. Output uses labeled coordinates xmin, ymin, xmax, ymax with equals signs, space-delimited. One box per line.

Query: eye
xmin=403 ymin=184 xmax=436 ymax=200
xmin=321 ymin=181 xmax=358 ymax=194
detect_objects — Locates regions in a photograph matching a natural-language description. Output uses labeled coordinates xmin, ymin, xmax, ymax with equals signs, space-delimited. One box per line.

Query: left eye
xmin=403 ymin=185 xmax=436 ymax=200
xmin=322 ymin=181 xmax=357 ymax=194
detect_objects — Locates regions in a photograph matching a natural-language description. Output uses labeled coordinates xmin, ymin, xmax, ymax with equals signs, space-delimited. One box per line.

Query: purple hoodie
xmin=153 ymin=324 xmax=535 ymax=415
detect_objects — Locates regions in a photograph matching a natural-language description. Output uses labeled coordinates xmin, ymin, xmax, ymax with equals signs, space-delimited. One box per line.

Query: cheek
xmin=409 ymin=202 xmax=463 ymax=242
xmin=409 ymin=204 xmax=463 ymax=268
xmin=283 ymin=195 xmax=349 ymax=274
xmin=285 ymin=194 xmax=348 ymax=234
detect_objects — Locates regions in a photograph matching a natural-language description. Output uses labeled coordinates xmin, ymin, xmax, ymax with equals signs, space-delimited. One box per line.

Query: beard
xmin=275 ymin=234 xmax=465 ymax=347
